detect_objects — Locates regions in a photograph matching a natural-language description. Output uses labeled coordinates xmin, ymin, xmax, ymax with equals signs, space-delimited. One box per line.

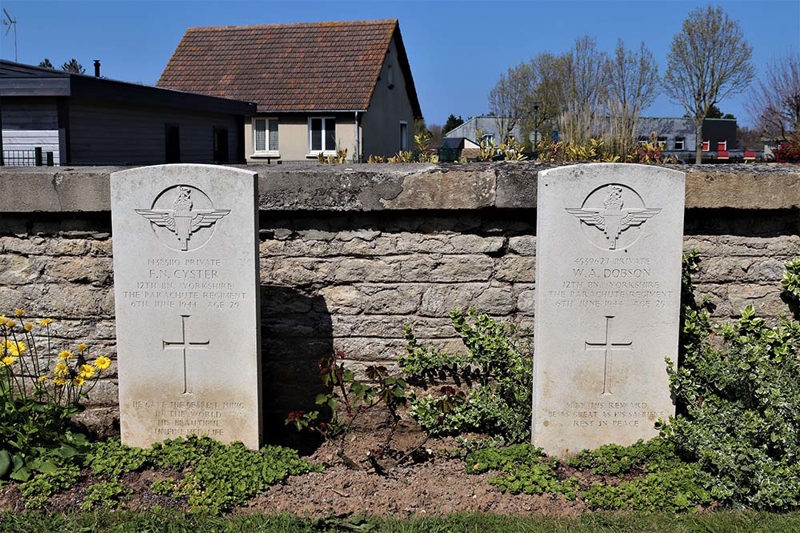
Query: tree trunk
xmin=695 ymin=120 xmax=703 ymax=164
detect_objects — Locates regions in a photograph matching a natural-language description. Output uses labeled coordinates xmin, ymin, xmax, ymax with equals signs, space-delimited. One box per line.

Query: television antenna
xmin=2 ymin=8 xmax=17 ymax=62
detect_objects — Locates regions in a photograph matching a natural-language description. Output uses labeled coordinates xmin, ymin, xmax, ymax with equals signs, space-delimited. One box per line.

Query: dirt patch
xmin=0 ymin=427 xmax=597 ymax=518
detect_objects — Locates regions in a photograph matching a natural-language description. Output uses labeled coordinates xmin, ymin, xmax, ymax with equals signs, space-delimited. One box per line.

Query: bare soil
xmin=0 ymin=424 xmax=595 ymax=518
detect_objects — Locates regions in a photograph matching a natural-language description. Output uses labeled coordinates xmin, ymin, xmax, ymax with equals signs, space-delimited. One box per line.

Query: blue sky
xmin=1 ymin=0 xmax=798 ymax=127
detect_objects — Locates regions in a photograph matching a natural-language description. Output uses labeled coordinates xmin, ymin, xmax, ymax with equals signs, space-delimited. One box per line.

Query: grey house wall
xmin=360 ymin=37 xmax=416 ymax=159
xmin=68 ymin=99 xmax=240 ymax=165
xmin=0 ymin=162 xmax=797 ymax=437
xmin=1 ymin=97 xmax=62 ymax=164
xmin=445 ymin=116 xmax=523 ymax=144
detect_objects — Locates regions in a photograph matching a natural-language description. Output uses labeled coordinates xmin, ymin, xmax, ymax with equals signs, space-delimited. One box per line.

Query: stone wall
xmin=0 ymin=162 xmax=798 ymax=436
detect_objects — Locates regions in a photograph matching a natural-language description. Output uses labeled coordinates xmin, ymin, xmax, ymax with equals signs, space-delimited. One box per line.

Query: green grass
xmin=3 ymin=511 xmax=800 ymax=533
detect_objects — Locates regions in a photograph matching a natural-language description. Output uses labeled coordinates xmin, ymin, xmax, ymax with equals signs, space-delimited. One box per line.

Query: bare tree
xmin=604 ymin=40 xmax=660 ymax=157
xmin=560 ymin=36 xmax=608 ymax=145
xmin=664 ymin=5 xmax=754 ymax=164
xmin=488 ymin=63 xmax=535 ymax=143
xmin=747 ymin=54 xmax=800 ymax=142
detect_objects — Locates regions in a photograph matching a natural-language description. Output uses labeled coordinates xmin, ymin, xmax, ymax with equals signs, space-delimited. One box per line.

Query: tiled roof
xmin=158 ymin=19 xmax=419 ymax=115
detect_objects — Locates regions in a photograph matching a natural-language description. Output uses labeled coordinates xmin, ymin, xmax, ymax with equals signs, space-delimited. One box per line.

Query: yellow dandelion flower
xmin=1 ymin=355 xmax=16 ymax=367
xmin=52 ymin=377 xmax=67 ymax=386
xmin=13 ymin=309 xmax=24 ymax=317
xmin=72 ymin=376 xmax=85 ymax=387
xmin=37 ymin=318 xmax=53 ymax=326
xmin=4 ymin=340 xmax=26 ymax=356
xmin=38 ymin=375 xmax=48 ymax=382
xmin=24 ymin=323 xmax=34 ymax=332
xmin=0 ymin=315 xmax=6 ymax=326
xmin=58 ymin=350 xmax=74 ymax=361
xmin=93 ymin=356 xmax=111 ymax=370
xmin=79 ymin=364 xmax=96 ymax=379
xmin=6 ymin=320 xmax=16 ymax=328
xmin=77 ymin=343 xmax=87 ymax=352
xmin=53 ymin=362 xmax=69 ymax=377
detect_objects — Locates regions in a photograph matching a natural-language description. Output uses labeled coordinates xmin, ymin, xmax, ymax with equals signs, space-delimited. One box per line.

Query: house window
xmin=717 ymin=141 xmax=727 ymax=151
xmin=482 ymin=133 xmax=496 ymax=145
xmin=399 ymin=121 xmax=408 ymax=151
xmin=309 ymin=117 xmax=336 ymax=153
xmin=674 ymin=137 xmax=685 ymax=150
xmin=387 ymin=63 xmax=395 ymax=89
xmin=657 ymin=136 xmax=667 ymax=149
xmin=702 ymin=139 xmax=710 ymax=151
xmin=253 ymin=118 xmax=279 ymax=153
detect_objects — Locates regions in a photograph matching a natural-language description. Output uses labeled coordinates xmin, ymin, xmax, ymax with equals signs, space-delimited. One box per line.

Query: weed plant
xmin=401 ymin=308 xmax=532 ymax=443
xmin=0 ymin=311 xmax=111 ymax=483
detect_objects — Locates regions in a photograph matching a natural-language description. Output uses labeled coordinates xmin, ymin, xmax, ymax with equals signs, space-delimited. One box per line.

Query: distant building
xmin=0 ymin=60 xmax=254 ymax=166
xmin=158 ymin=19 xmax=422 ymax=163
xmin=444 ymin=116 xmax=523 ymax=145
xmin=636 ymin=117 xmax=737 ymax=158
xmin=438 ymin=137 xmax=480 ymax=162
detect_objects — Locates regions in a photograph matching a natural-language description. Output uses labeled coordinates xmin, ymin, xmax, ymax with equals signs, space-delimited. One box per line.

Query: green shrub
xmin=401 ymin=309 xmax=532 ymax=442
xmin=87 ymin=438 xmax=151 ymax=478
xmin=85 ymin=435 xmax=321 ymax=514
xmin=566 ymin=437 xmax=680 ymax=476
xmin=80 ymin=480 xmax=131 ymax=511
xmin=583 ymin=463 xmax=713 ymax=512
xmin=782 ymin=258 xmax=800 ymax=310
xmin=19 ymin=465 xmax=81 ymax=509
xmin=663 ymin=303 xmax=800 ymax=510
xmin=465 ymin=444 xmax=577 ymax=499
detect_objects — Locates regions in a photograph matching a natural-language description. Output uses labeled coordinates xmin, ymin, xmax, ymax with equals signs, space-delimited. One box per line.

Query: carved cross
xmin=584 ymin=315 xmax=632 ymax=396
xmin=162 ymin=314 xmax=209 ymax=395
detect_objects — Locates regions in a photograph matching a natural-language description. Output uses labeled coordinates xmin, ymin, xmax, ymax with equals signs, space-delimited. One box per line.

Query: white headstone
xmin=111 ymin=164 xmax=261 ymax=449
xmin=533 ymin=163 xmax=684 ymax=457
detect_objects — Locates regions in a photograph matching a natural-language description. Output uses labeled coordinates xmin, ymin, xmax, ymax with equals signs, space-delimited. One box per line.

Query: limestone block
xmin=361 ymin=286 xmax=422 ymax=315
xmin=431 ymin=255 xmax=495 ymax=282
xmin=319 ymin=285 xmax=364 ymax=315
xmin=333 ymin=258 xmax=398 ymax=283
xmin=0 ymin=255 xmax=39 ymax=285
xmin=509 ymin=236 xmax=536 ymax=255
xmin=516 ymin=288 xmax=535 ymax=314
xmin=496 ymin=256 xmax=536 ymax=283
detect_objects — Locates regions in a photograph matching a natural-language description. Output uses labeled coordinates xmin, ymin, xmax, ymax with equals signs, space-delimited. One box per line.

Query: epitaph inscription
xmin=112 ymin=165 xmax=261 ymax=449
xmin=533 ymin=164 xmax=684 ymax=457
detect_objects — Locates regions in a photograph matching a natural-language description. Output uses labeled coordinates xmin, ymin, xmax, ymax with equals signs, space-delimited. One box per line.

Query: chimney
xmin=93 ymin=59 xmax=101 ymax=78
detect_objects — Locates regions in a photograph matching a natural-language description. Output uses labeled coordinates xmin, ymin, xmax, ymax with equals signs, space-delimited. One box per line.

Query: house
xmin=438 ymin=137 xmax=480 ymax=162
xmin=0 ymin=60 xmax=255 ymax=166
xmin=636 ymin=117 xmax=738 ymax=159
xmin=158 ymin=19 xmax=422 ymax=163
xmin=444 ymin=116 xmax=523 ymax=146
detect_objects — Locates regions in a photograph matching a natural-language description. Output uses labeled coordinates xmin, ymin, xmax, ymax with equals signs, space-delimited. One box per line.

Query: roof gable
xmin=158 ymin=19 xmax=421 ymax=116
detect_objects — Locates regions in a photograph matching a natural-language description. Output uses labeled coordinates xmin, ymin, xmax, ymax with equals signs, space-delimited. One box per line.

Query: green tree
xmin=442 ymin=114 xmax=464 ymax=134
xmin=38 ymin=58 xmax=54 ymax=69
xmin=60 ymin=58 xmax=85 ymax=74
xmin=664 ymin=5 xmax=754 ymax=164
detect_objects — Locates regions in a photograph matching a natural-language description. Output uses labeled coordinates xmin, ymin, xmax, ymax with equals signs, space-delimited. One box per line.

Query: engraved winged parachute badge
xmin=566 ymin=185 xmax=660 ymax=250
xmin=136 ymin=186 xmax=230 ymax=251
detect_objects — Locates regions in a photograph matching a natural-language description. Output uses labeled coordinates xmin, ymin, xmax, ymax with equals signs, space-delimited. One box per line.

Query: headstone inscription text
xmin=112 ymin=164 xmax=261 ymax=449
xmin=533 ymin=163 xmax=685 ymax=457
